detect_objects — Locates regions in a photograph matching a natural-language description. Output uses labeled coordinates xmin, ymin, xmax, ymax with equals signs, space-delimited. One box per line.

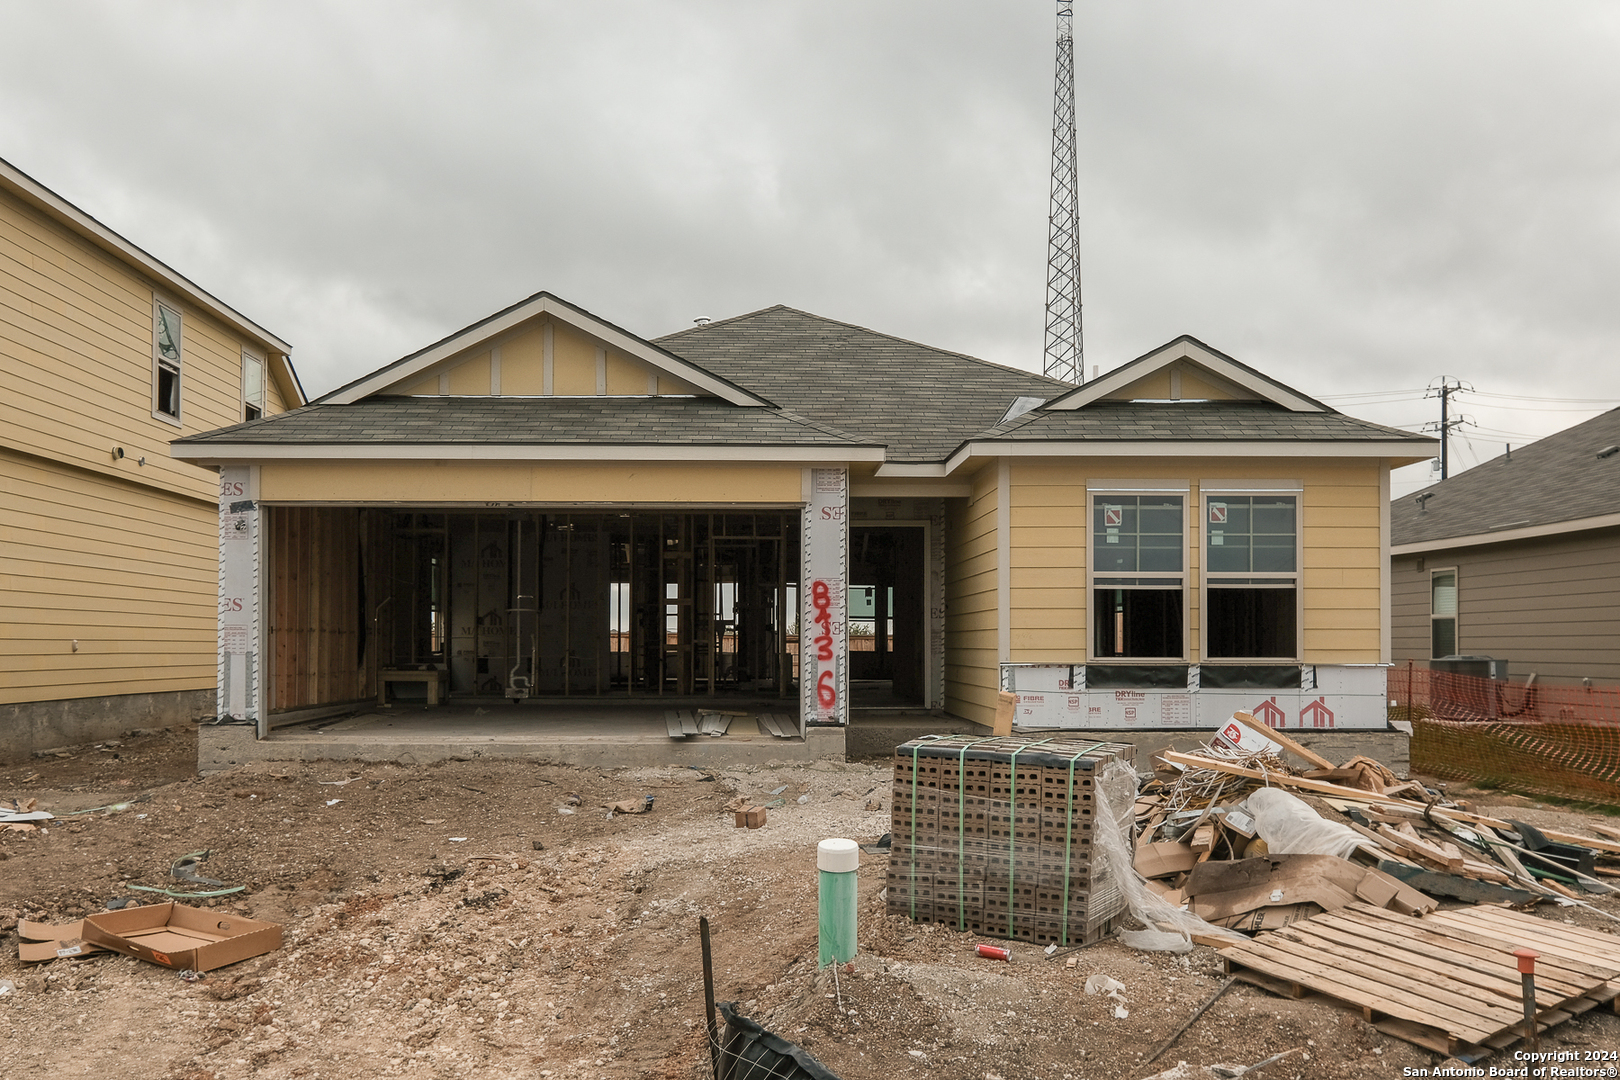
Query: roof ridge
xmin=658 ymin=305 xmax=1075 ymax=389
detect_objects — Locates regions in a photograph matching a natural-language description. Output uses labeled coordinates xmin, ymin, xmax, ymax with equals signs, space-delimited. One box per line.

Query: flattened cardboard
xmin=81 ymin=902 xmax=281 ymax=972
xmin=1134 ymin=840 xmax=1197 ymax=878
xmin=17 ymin=919 xmax=106 ymax=962
xmin=1185 ymin=854 xmax=1434 ymax=926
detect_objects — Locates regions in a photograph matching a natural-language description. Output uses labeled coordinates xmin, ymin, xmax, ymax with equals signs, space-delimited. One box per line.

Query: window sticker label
xmin=1209 ymin=502 xmax=1227 ymax=524
xmin=1103 ymin=505 xmax=1123 ymax=527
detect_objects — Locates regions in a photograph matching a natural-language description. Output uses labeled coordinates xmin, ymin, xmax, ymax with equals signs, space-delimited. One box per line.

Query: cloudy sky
xmin=4 ymin=2 xmax=1617 ymax=495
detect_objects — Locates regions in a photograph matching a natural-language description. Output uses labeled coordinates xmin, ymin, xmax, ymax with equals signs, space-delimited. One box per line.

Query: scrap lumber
xmin=1376 ymin=861 xmax=1539 ymax=907
xmin=1226 ymin=711 xmax=1335 ymax=771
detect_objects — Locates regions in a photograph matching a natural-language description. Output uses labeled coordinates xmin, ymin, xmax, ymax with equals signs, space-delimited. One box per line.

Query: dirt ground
xmin=3 ymin=725 xmax=1620 ymax=1080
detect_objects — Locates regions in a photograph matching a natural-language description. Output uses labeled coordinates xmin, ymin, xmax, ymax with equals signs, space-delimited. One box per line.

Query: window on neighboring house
xmin=1203 ymin=493 xmax=1300 ymax=659
xmin=152 ymin=300 xmax=182 ymax=423
xmin=1431 ymin=569 xmax=1457 ymax=658
xmin=1091 ymin=493 xmax=1185 ymax=659
xmin=242 ymin=352 xmax=265 ymax=421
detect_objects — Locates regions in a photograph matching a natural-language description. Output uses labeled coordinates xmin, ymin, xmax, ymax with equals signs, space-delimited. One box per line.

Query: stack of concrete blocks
xmin=887 ymin=735 xmax=1135 ymax=946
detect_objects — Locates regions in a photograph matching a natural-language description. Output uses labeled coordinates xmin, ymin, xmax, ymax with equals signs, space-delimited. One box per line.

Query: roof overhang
xmin=1043 ymin=337 xmax=1326 ymax=413
xmin=0 ymin=156 xmax=298 ymax=400
xmin=319 ymin=292 xmax=769 ymax=407
xmin=936 ymin=440 xmax=1435 ymax=476
xmin=171 ymin=442 xmax=885 ymax=466
xmin=1391 ymin=510 xmax=1620 ymax=556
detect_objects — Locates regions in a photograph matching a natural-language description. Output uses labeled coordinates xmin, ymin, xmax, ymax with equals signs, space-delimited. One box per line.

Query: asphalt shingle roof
xmin=175 ymin=396 xmax=879 ymax=448
xmin=657 ymin=306 xmax=1070 ymax=463
xmin=1392 ymin=406 xmax=1620 ymax=546
xmin=979 ymin=400 xmax=1432 ymax=444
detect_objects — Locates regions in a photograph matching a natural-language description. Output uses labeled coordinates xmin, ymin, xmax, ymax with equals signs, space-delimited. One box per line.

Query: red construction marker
xmin=976 ymin=944 xmax=1010 ymax=961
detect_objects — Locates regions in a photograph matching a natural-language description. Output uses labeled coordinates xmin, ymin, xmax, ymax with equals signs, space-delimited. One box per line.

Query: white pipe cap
xmin=817 ymin=837 xmax=859 ymax=874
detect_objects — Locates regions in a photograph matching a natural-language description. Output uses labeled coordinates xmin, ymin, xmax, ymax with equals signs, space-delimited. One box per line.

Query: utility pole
xmin=1424 ymin=377 xmax=1473 ymax=479
xmin=1043 ymin=3 xmax=1083 ymax=384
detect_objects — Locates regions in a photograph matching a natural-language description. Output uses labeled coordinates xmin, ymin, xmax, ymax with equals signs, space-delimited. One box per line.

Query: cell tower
xmin=1043 ymin=3 xmax=1083 ymax=384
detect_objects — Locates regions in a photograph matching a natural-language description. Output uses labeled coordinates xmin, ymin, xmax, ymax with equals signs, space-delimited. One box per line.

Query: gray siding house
xmin=1391 ymin=407 xmax=1620 ymax=685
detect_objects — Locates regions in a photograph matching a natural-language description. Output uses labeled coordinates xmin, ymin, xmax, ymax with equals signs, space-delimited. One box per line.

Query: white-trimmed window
xmin=1202 ymin=488 xmax=1301 ymax=660
xmin=152 ymin=299 xmax=183 ymax=424
xmin=242 ymin=351 xmax=265 ymax=421
xmin=1090 ymin=490 xmax=1187 ymax=660
xmin=1431 ymin=568 xmax=1457 ymax=658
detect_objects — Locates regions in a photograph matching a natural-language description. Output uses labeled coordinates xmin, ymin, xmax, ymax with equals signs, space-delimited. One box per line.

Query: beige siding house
xmin=1 ymin=157 xmax=302 ymax=758
xmin=172 ymin=299 xmax=1431 ymax=750
xmin=1392 ymin=407 xmax=1620 ymax=685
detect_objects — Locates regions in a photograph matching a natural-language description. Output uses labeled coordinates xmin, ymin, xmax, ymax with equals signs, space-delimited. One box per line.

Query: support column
xmin=217 ymin=466 xmax=262 ymax=734
xmin=802 ymin=468 xmax=848 ymax=728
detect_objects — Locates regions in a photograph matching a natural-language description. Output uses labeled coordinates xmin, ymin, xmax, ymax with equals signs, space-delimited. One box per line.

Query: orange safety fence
xmin=1389 ymin=662 xmax=1620 ymax=806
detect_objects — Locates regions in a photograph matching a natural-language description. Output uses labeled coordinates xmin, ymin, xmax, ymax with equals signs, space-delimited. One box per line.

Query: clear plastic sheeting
xmin=1242 ymin=786 xmax=1370 ymax=860
xmin=1094 ymin=759 xmax=1248 ymax=951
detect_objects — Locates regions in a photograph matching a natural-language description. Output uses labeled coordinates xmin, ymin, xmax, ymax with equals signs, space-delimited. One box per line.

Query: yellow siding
xmin=0 ymin=447 xmax=216 ymax=704
xmin=259 ymin=461 xmax=805 ymax=504
xmin=400 ymin=377 xmax=439 ymax=396
xmin=944 ymin=465 xmax=1000 ymax=724
xmin=0 ymin=186 xmax=283 ymax=505
xmin=552 ymin=324 xmax=598 ymax=396
xmin=1002 ymin=458 xmax=1385 ymax=666
xmin=447 ymin=352 xmax=491 ymax=395
xmin=1178 ymin=367 xmax=1239 ymax=400
xmin=605 ymin=349 xmax=646 ymax=395
xmin=499 ymin=326 xmax=546 ymax=395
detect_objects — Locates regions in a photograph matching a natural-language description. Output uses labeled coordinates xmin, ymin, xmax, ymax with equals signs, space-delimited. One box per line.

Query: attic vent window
xmin=1000 ymin=396 xmax=1046 ymax=424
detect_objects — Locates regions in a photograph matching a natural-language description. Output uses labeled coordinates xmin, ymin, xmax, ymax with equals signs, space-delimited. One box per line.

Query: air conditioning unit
xmin=1429 ymin=655 xmax=1511 ymax=719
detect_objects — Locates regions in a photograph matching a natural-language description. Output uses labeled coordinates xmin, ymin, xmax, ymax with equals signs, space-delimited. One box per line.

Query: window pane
xmin=1095 ymin=495 xmax=1183 ymax=574
xmin=1206 ymin=587 xmax=1297 ymax=658
xmin=1093 ymin=587 xmax=1182 ymax=658
xmin=156 ymin=304 xmax=181 ymax=363
xmin=1207 ymin=494 xmax=1296 ymax=574
xmin=1432 ymin=617 xmax=1457 ymax=659
xmin=1431 ymin=571 xmax=1457 ymax=617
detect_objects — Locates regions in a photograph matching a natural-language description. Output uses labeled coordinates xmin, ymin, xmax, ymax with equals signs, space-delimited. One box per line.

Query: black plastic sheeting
xmin=716 ymin=1001 xmax=842 ymax=1080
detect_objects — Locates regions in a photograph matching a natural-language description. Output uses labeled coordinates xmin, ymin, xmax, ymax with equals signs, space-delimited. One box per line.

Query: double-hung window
xmin=242 ymin=351 xmax=265 ymax=421
xmin=1202 ymin=489 xmax=1300 ymax=660
xmin=1091 ymin=491 xmax=1186 ymax=659
xmin=1430 ymin=569 xmax=1457 ymax=658
xmin=152 ymin=299 xmax=183 ymax=424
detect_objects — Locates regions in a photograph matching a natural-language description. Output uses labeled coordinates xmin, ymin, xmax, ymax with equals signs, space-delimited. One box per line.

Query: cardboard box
xmin=1133 ymin=840 xmax=1198 ymax=879
xmin=81 ymin=902 xmax=281 ymax=972
xmin=17 ymin=919 xmax=106 ymax=963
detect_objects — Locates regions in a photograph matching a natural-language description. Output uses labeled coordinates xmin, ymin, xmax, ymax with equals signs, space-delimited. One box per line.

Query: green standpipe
xmin=817 ymin=838 xmax=859 ymax=967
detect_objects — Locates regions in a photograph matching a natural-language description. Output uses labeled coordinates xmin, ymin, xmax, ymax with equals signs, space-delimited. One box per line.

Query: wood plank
xmin=1349 ymin=906 xmax=1618 ymax=983
xmin=664 ymin=711 xmax=687 ymax=740
xmin=679 ymin=711 xmax=700 ymax=736
xmin=1227 ymin=709 xmax=1336 ymax=770
xmin=1223 ymin=937 xmax=1509 ymax=1042
xmin=1435 ymin=908 xmax=1620 ymax=964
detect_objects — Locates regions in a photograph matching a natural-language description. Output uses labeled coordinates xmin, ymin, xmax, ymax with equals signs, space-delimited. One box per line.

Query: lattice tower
xmin=1043 ymin=3 xmax=1083 ymax=384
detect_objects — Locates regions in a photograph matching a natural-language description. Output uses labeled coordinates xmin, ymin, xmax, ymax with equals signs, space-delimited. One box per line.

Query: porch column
xmin=802 ymin=468 xmax=848 ymax=727
xmin=217 ymin=466 xmax=262 ymax=733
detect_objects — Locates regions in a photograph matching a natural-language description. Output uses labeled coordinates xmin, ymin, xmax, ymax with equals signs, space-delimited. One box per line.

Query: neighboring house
xmin=1391 ymin=407 xmax=1620 ymax=685
xmin=170 ymin=295 xmax=1432 ymax=743
xmin=1 ymin=156 xmax=303 ymax=759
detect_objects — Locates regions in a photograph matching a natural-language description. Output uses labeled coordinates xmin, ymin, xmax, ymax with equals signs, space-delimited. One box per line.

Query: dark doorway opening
xmin=848 ymin=526 xmax=925 ymax=707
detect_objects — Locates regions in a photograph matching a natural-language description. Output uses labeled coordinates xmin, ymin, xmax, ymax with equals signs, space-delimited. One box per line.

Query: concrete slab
xmin=199 ymin=699 xmax=845 ymax=775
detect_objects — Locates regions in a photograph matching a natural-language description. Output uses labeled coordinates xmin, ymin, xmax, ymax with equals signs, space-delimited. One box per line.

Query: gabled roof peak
xmin=1043 ymin=335 xmax=1331 ymax=414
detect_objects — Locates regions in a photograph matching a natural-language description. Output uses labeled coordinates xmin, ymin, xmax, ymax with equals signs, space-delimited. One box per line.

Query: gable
xmin=386 ymin=317 xmax=703 ymax=398
xmin=1097 ymin=358 xmax=1264 ymax=403
xmin=319 ymin=291 xmax=767 ymax=406
xmin=1043 ymin=335 xmax=1327 ymax=413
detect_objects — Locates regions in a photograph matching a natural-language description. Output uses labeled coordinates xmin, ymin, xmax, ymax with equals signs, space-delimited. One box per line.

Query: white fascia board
xmin=269 ymin=352 xmax=307 ymax=407
xmin=1390 ymin=510 xmax=1620 ymax=556
xmin=943 ymin=440 xmax=1433 ymax=475
xmin=1045 ymin=340 xmax=1322 ymax=413
xmin=0 ymin=158 xmax=292 ymax=357
xmin=873 ymin=462 xmax=949 ymax=477
xmin=325 ymin=295 xmax=768 ymax=407
xmin=170 ymin=442 xmax=886 ymax=465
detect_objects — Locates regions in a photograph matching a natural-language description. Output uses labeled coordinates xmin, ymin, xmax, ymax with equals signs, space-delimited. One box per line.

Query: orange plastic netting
xmin=1390 ymin=664 xmax=1620 ymax=806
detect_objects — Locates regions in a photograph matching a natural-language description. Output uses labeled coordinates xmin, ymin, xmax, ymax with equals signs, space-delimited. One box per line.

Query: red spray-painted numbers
xmin=811 ymin=580 xmax=834 ymax=661
xmin=811 ymin=580 xmax=837 ymax=711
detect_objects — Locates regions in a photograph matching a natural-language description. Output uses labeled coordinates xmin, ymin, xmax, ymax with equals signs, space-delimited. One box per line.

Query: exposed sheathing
xmin=267 ymin=506 xmax=371 ymax=711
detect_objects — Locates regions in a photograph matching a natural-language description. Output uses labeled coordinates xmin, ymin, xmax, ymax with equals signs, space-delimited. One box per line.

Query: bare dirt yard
xmin=3 ymin=724 xmax=1620 ymax=1080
